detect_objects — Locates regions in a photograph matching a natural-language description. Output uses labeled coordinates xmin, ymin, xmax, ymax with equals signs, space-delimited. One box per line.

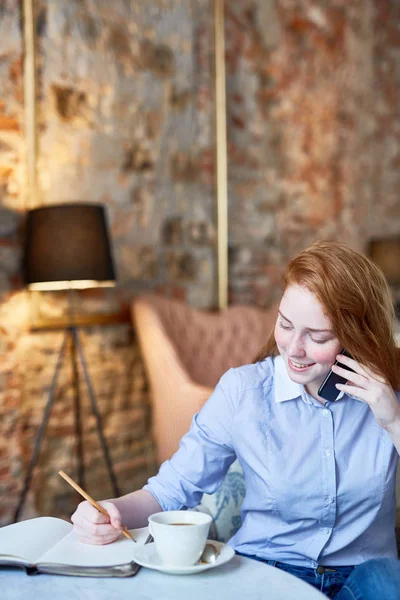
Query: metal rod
xmin=214 ymin=0 xmax=228 ymax=309
xmin=13 ymin=332 xmax=69 ymax=522
xmin=22 ymin=0 xmax=39 ymax=208
xmin=70 ymin=330 xmax=85 ymax=490
xmin=72 ymin=328 xmax=121 ymax=497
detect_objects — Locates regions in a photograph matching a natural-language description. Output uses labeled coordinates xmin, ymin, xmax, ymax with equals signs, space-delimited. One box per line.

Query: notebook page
xmin=38 ymin=526 xmax=149 ymax=566
xmin=0 ymin=517 xmax=72 ymax=564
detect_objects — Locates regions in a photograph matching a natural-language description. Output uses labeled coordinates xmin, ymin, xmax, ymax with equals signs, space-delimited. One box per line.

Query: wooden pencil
xmin=58 ymin=469 xmax=135 ymax=542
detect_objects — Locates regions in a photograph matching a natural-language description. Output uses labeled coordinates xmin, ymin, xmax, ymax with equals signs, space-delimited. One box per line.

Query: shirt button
xmin=311 ymin=562 xmax=317 ymax=568
xmin=323 ymin=409 xmax=330 ymax=416
xmin=326 ymin=496 xmax=334 ymax=504
xmin=324 ymin=449 xmax=331 ymax=457
xmin=322 ymin=527 xmax=330 ymax=534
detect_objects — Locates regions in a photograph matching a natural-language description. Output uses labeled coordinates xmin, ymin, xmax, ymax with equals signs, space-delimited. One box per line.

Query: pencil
xmin=58 ymin=469 xmax=136 ymax=542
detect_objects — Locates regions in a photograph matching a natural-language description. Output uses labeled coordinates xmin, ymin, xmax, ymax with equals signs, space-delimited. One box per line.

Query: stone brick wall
xmin=227 ymin=0 xmax=400 ymax=306
xmin=0 ymin=0 xmax=400 ymax=524
xmin=0 ymin=0 xmax=27 ymax=523
xmin=0 ymin=0 xmax=215 ymax=524
xmin=37 ymin=0 xmax=216 ymax=309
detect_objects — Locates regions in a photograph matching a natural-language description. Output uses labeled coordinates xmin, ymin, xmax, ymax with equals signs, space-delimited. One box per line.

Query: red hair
xmin=254 ymin=241 xmax=400 ymax=389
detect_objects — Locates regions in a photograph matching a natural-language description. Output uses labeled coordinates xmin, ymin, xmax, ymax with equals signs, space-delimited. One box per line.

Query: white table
xmin=0 ymin=555 xmax=326 ymax=600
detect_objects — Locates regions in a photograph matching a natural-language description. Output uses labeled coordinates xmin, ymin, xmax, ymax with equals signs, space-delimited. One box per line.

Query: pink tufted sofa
xmin=132 ymin=295 xmax=278 ymax=465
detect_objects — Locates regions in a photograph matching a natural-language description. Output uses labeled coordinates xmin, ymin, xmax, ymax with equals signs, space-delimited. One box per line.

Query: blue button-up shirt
xmin=144 ymin=355 xmax=399 ymax=567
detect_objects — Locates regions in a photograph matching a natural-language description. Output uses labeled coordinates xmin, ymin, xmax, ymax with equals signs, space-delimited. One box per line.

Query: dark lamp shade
xmin=24 ymin=204 xmax=116 ymax=291
xmin=368 ymin=237 xmax=400 ymax=286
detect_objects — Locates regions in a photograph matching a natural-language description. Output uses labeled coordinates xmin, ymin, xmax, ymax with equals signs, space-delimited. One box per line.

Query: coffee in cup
xmin=148 ymin=510 xmax=212 ymax=566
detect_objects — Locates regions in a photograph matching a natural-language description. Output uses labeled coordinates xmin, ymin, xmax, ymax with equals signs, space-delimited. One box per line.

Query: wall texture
xmin=0 ymin=0 xmax=399 ymax=524
xmin=227 ymin=0 xmax=400 ymax=306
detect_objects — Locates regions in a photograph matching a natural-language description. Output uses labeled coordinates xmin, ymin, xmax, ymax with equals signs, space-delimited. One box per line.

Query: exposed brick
xmin=0 ymin=115 xmax=20 ymax=131
xmin=186 ymin=220 xmax=213 ymax=245
xmin=51 ymin=85 xmax=89 ymax=122
xmin=170 ymin=86 xmax=192 ymax=111
xmin=170 ymin=152 xmax=200 ymax=182
xmin=165 ymin=250 xmax=197 ymax=281
xmin=122 ymin=145 xmax=154 ymax=173
xmin=139 ymin=39 xmax=175 ymax=77
xmin=162 ymin=217 xmax=183 ymax=245
xmin=106 ymin=25 xmax=133 ymax=62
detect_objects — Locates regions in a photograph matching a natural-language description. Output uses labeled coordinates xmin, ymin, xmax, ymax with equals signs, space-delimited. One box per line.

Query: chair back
xmin=132 ymin=295 xmax=277 ymax=463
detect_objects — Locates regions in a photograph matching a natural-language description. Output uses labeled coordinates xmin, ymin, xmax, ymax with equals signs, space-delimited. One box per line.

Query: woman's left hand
xmin=333 ymin=353 xmax=400 ymax=432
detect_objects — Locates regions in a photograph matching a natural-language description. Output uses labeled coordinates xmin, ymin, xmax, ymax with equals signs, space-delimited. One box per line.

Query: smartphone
xmin=317 ymin=349 xmax=355 ymax=402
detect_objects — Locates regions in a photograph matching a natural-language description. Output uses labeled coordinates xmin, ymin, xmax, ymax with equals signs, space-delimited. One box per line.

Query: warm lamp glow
xmin=368 ymin=237 xmax=400 ymax=286
xmin=28 ymin=280 xmax=116 ymax=291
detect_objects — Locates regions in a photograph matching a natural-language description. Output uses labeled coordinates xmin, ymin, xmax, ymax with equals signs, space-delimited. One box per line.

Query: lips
xmin=288 ymin=358 xmax=316 ymax=371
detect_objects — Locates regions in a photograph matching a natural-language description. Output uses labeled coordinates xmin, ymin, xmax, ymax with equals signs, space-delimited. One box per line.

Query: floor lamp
xmin=368 ymin=237 xmax=400 ymax=317
xmin=14 ymin=203 xmax=121 ymax=522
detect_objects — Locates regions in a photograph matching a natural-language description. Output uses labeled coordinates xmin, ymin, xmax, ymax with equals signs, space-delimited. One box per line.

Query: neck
xmin=305 ymin=382 xmax=326 ymax=405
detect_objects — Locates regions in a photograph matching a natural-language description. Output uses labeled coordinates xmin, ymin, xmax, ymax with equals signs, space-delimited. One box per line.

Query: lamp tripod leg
xmin=70 ymin=328 xmax=85 ymax=491
xmin=72 ymin=328 xmax=121 ymax=497
xmin=13 ymin=331 xmax=70 ymax=523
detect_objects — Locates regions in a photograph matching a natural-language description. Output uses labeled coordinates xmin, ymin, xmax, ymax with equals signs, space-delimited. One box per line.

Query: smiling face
xmin=274 ymin=285 xmax=342 ymax=401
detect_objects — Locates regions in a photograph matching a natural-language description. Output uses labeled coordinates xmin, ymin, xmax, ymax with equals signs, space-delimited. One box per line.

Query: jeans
xmin=236 ymin=553 xmax=400 ymax=599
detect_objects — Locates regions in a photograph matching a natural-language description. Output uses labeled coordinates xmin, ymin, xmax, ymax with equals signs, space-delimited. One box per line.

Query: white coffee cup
xmin=148 ymin=510 xmax=212 ymax=566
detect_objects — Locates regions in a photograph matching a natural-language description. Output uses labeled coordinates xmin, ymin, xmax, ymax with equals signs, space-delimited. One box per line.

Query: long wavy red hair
xmin=254 ymin=241 xmax=400 ymax=389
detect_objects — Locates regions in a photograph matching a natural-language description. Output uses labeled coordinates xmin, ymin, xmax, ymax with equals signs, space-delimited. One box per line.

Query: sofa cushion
xmin=195 ymin=460 xmax=245 ymax=543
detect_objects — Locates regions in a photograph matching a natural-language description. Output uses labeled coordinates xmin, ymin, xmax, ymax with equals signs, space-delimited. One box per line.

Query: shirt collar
xmin=273 ymin=354 xmax=364 ymax=405
xmin=273 ymin=355 xmax=313 ymax=405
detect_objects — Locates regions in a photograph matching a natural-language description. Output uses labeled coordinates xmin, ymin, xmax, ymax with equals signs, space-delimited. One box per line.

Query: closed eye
xmin=278 ymin=316 xmax=332 ymax=344
xmin=310 ymin=337 xmax=330 ymax=345
xmin=278 ymin=321 xmax=293 ymax=330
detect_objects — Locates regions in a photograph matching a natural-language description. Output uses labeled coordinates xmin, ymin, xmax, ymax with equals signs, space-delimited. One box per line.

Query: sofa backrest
xmin=134 ymin=295 xmax=278 ymax=389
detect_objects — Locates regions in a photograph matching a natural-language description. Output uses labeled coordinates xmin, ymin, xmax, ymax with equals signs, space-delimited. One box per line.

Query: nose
xmin=287 ymin=333 xmax=306 ymax=357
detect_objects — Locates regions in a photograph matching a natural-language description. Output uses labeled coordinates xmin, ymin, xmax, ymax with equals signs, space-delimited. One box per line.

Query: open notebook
xmin=0 ymin=516 xmax=150 ymax=577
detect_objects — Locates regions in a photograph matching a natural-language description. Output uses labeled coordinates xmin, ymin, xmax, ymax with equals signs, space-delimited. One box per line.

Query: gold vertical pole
xmin=214 ymin=0 xmax=228 ymax=309
xmin=23 ymin=0 xmax=40 ymax=322
xmin=23 ymin=0 xmax=39 ymax=209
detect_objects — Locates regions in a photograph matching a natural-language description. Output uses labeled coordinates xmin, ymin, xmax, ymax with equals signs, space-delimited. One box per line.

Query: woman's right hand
xmin=71 ymin=500 xmax=123 ymax=545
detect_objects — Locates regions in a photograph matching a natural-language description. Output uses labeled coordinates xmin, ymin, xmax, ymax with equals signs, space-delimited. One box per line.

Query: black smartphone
xmin=317 ymin=349 xmax=355 ymax=402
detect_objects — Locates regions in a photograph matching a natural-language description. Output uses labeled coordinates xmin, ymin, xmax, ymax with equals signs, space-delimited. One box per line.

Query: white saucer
xmin=131 ymin=540 xmax=235 ymax=575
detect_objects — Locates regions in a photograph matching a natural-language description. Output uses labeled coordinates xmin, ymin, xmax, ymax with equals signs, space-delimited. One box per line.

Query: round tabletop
xmin=0 ymin=555 xmax=326 ymax=600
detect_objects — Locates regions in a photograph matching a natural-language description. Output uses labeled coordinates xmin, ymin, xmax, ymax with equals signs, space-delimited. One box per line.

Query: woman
xmin=71 ymin=241 xmax=400 ymax=599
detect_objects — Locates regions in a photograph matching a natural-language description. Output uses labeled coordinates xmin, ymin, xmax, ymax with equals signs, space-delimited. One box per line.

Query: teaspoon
xmin=200 ymin=542 xmax=220 ymax=564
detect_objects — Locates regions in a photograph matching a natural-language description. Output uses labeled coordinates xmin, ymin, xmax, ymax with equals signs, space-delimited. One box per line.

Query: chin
xmin=287 ymin=371 xmax=313 ymax=385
